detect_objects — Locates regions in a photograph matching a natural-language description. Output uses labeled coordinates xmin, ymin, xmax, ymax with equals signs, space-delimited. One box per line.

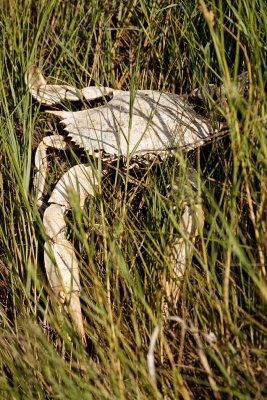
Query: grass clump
xmin=0 ymin=0 xmax=267 ymax=398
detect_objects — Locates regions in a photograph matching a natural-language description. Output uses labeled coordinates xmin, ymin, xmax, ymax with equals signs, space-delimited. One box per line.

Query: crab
xmin=25 ymin=66 xmax=249 ymax=346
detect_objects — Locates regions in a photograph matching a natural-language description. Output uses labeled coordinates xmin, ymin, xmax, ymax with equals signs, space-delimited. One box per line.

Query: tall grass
xmin=0 ymin=0 xmax=266 ymax=398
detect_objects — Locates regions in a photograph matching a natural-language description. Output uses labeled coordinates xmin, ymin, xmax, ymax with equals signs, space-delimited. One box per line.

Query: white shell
xmin=49 ymin=90 xmax=213 ymax=157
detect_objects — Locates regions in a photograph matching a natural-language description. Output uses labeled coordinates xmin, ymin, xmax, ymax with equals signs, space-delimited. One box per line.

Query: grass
xmin=0 ymin=0 xmax=267 ymax=398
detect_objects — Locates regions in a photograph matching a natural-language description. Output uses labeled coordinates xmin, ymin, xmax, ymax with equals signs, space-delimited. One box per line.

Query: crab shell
xmin=48 ymin=90 xmax=214 ymax=157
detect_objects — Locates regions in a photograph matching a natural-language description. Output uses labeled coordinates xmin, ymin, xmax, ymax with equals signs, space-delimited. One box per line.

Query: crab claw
xmin=25 ymin=65 xmax=82 ymax=105
xmin=25 ymin=65 xmax=114 ymax=105
xmin=44 ymin=209 xmax=87 ymax=346
xmin=68 ymin=292 xmax=87 ymax=346
xmin=41 ymin=164 xmax=98 ymax=346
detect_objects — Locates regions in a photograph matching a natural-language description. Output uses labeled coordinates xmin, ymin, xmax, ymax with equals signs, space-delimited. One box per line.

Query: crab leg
xmin=25 ymin=65 xmax=114 ymax=105
xmin=33 ymin=135 xmax=74 ymax=206
xmin=43 ymin=163 xmax=98 ymax=346
xmin=166 ymin=168 xmax=203 ymax=305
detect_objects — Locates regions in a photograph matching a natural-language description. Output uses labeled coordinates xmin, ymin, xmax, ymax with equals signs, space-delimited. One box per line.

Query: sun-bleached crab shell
xmin=48 ymin=90 xmax=213 ymax=157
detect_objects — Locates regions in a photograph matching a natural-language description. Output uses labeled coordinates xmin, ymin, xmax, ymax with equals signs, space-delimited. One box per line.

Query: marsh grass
xmin=0 ymin=0 xmax=267 ymax=398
